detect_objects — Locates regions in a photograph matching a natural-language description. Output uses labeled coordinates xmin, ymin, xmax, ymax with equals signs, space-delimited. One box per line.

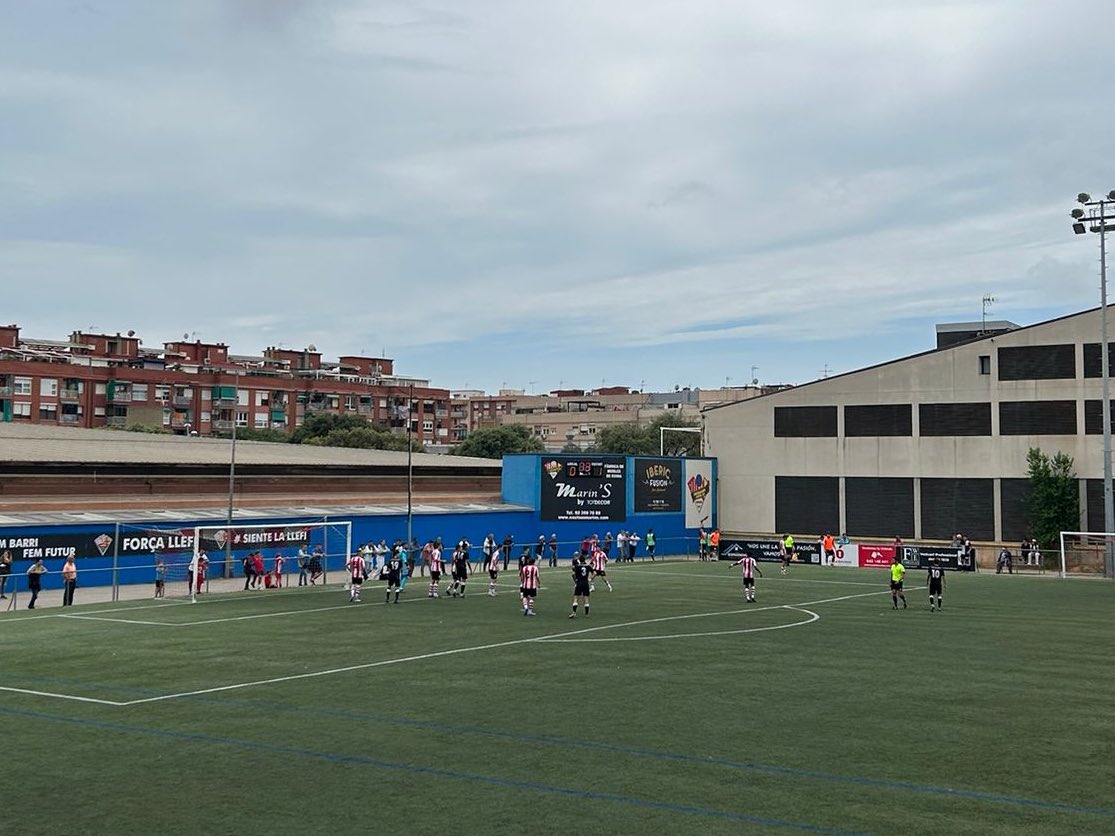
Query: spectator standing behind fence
xmin=603 ymin=532 xmax=613 ymax=559
xmin=154 ymin=558 xmax=167 ymax=598
xmin=297 ymin=546 xmax=309 ymax=586
xmin=61 ymin=555 xmax=77 ymax=606
xmin=501 ymin=534 xmax=514 ymax=571
xmin=627 ymin=531 xmax=640 ymax=561
xmin=0 ymin=550 xmax=11 ymax=598
xmin=548 ymin=534 xmax=559 ymax=567
xmin=617 ymin=531 xmax=628 ymax=560
xmin=26 ymin=558 xmax=47 ymax=609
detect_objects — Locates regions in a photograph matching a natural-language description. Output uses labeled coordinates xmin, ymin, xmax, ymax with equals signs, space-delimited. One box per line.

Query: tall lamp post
xmin=406 ymin=382 xmax=415 ymax=547
xmin=1072 ymin=190 xmax=1115 ymax=578
xmin=225 ymin=369 xmax=241 ymax=578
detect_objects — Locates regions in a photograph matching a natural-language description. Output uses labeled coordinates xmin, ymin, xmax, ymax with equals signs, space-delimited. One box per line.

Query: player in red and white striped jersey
xmin=346 ymin=552 xmax=367 ymax=603
xmin=428 ymin=547 xmax=444 ymax=598
xmin=730 ymin=554 xmax=763 ymax=602
xmin=519 ymin=557 xmax=539 ymax=616
xmin=487 ymin=549 xmax=501 ymax=596
xmin=590 ymin=547 xmax=613 ymax=592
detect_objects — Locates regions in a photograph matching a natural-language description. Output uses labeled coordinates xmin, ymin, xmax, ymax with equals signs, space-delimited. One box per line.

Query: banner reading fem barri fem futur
xmin=539 ymin=456 xmax=626 ymax=522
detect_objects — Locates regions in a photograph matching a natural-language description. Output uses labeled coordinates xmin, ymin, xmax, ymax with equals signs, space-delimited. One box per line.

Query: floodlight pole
xmin=1074 ymin=191 xmax=1115 ymax=578
xmin=406 ymin=382 xmax=414 ymax=546
xmin=659 ymin=426 xmax=703 ymax=456
xmin=225 ymin=368 xmax=240 ymax=577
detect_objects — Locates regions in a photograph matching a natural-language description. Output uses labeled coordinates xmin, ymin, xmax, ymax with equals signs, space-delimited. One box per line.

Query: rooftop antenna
xmin=820 ymin=364 xmax=832 ymax=379
xmin=751 ymin=365 xmax=760 ymax=385
xmin=528 ymin=380 xmax=537 ymax=394
xmin=982 ymin=294 xmax=996 ymax=333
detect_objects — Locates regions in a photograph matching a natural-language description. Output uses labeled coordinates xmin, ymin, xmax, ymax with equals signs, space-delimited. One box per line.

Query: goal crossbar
xmin=1057 ymin=531 xmax=1115 ymax=579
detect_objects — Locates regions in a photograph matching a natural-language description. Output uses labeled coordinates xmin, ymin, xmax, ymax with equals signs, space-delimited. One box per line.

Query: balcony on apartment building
xmin=0 ymin=386 xmax=12 ymax=397
xmin=59 ymin=413 xmax=81 ymax=425
xmin=105 ymin=416 xmax=128 ymax=427
xmin=212 ymin=419 xmax=235 ymax=431
xmin=60 ymin=387 xmax=82 ymax=401
xmin=172 ymin=395 xmax=193 ymax=407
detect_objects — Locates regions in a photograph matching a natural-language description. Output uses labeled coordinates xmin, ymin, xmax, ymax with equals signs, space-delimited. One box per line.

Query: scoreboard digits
xmin=566 ymin=460 xmax=605 ymax=478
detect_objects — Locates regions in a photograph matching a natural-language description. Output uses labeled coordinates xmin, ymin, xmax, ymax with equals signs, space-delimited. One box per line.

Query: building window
xmin=999 ymin=400 xmax=1077 ymax=435
xmin=844 ymin=404 xmax=912 ymax=437
xmin=997 ymin=344 xmax=1075 ymax=380
xmin=132 ymin=383 xmax=148 ymax=402
xmin=979 ymin=355 xmax=991 ymax=375
xmin=40 ymin=378 xmax=58 ymax=397
xmin=774 ymin=405 xmax=838 ymax=437
xmin=13 ymin=377 xmax=32 ymax=396
xmin=422 ymin=420 xmax=434 ymax=432
xmin=255 ymin=413 xmax=269 ymax=428
xmin=257 ymin=392 xmax=269 ymax=406
xmin=95 ymin=383 xmax=107 ymax=396
xmin=919 ymin=403 xmax=992 ymax=436
xmin=12 ymin=402 xmax=31 ymax=418
xmin=39 ymin=404 xmax=58 ymax=420
xmin=236 ymin=411 xmax=249 ymax=428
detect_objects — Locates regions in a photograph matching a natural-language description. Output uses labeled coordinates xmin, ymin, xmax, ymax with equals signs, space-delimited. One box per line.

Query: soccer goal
xmin=190 ymin=519 xmax=353 ymax=602
xmin=1057 ymin=531 xmax=1115 ymax=578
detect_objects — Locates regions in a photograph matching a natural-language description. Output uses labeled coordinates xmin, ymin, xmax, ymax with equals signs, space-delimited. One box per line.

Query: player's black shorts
xmin=351 ymin=576 xmax=363 ymax=586
xmin=574 ymin=582 xmax=591 ymax=597
xmin=592 ymin=569 xmax=607 ymax=577
xmin=824 ymin=548 xmax=835 ymax=559
xmin=430 ymin=570 xmax=441 ymax=582
xmin=929 ymin=580 xmax=943 ymax=595
xmin=385 ymin=574 xmax=401 ymax=587
xmin=890 ymin=580 xmax=904 ymax=591
xmin=489 ymin=569 xmax=499 ymax=580
xmin=155 ymin=579 xmax=164 ymax=589
xmin=456 ymin=567 xmax=469 ymax=580
xmin=743 ymin=577 xmax=754 ymax=588
xmin=520 ymin=587 xmax=537 ymax=598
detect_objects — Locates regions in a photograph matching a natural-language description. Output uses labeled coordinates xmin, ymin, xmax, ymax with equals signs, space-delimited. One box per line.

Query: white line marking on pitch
xmin=0 ymin=685 xmax=126 ymax=706
xmin=541 ymin=607 xmax=821 ymax=642
xmin=617 ymin=568 xmax=882 ymax=586
xmin=114 ymin=589 xmax=890 ymax=706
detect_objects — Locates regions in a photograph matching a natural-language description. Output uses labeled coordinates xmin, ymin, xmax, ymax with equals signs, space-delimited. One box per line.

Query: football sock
xmin=584 ymin=604 xmax=589 ymax=616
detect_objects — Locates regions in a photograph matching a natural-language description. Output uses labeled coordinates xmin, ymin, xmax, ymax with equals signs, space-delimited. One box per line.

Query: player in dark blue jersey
xmin=927 ymin=559 xmax=946 ymax=612
xmin=384 ymin=552 xmax=404 ymax=604
xmin=569 ymin=555 xmax=593 ymax=619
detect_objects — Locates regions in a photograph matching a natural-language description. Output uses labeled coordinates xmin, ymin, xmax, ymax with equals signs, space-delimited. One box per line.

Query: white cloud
xmin=2 ymin=0 xmax=1115 ymax=388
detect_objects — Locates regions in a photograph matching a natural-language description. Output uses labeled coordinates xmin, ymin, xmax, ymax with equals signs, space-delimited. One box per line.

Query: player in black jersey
xmin=569 ymin=555 xmax=592 ymax=619
xmin=384 ymin=553 xmax=404 ymax=604
xmin=449 ymin=547 xmax=470 ymax=597
xmin=926 ymin=558 xmax=946 ymax=612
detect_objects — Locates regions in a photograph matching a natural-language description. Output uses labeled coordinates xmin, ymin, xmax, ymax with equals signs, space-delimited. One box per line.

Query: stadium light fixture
xmin=1072 ymin=190 xmax=1115 ymax=577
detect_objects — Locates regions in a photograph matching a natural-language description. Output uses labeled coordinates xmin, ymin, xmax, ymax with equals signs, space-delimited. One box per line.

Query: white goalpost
xmin=190 ymin=519 xmax=353 ymax=602
xmin=1057 ymin=531 xmax=1115 ymax=578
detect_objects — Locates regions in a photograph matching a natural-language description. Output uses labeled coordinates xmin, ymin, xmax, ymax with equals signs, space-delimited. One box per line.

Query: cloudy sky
xmin=3 ymin=1 xmax=1114 ymax=393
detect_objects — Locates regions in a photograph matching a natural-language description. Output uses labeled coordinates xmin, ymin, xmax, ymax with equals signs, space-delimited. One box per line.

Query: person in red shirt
xmin=273 ymin=552 xmax=285 ymax=588
xmin=252 ymin=551 xmax=266 ymax=589
xmin=346 ymin=551 xmax=367 ymax=603
xmin=195 ymin=552 xmax=209 ymax=595
xmin=730 ymin=554 xmax=763 ymax=602
xmin=519 ymin=557 xmax=539 ymax=616
xmin=590 ymin=547 xmax=613 ymax=592
xmin=427 ymin=544 xmax=444 ymax=598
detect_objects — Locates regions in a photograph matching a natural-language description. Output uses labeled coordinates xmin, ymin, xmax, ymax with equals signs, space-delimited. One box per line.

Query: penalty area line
xmin=116 ymin=589 xmax=888 ymax=706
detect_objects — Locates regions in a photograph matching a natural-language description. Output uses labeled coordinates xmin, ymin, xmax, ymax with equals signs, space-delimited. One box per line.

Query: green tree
xmin=290 ymin=413 xmax=371 ymax=445
xmin=450 ymin=424 xmax=544 ymax=459
xmin=595 ymin=413 xmax=702 ymax=456
xmin=224 ymin=427 xmax=292 ymax=443
xmin=1026 ymin=447 xmax=1080 ymax=553
xmin=304 ymin=425 xmax=424 ymax=453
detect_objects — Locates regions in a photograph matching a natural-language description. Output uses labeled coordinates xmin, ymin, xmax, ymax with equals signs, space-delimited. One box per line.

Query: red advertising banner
xmin=858 ymin=544 xmax=895 ymax=568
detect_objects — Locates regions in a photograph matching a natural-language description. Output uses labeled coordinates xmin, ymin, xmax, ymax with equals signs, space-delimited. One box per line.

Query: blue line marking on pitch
xmin=162 ymin=697 xmax=1115 ymax=822
xmin=0 ymin=705 xmax=864 ymax=836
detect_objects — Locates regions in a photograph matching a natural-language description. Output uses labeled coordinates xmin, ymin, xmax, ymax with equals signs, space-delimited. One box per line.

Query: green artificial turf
xmin=2 ymin=561 xmax=1113 ymax=835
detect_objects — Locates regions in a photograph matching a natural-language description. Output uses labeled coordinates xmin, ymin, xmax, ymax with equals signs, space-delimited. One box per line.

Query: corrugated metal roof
xmin=0 ymin=500 xmax=533 ymax=527
xmin=0 ymin=423 xmax=499 ymax=470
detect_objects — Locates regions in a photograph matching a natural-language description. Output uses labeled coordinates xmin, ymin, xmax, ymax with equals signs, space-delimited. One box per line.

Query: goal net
xmin=1057 ymin=531 xmax=1115 ymax=578
xmin=191 ymin=520 xmax=352 ymax=601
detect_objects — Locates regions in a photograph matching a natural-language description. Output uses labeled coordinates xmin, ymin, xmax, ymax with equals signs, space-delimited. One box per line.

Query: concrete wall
xmin=704 ymin=308 xmax=1110 ymax=537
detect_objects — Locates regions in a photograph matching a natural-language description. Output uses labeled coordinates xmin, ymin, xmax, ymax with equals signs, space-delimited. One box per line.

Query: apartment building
xmin=0 ymin=324 xmax=452 ymax=444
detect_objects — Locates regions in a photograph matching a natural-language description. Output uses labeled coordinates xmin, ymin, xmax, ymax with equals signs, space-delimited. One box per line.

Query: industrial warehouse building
xmin=702 ymin=307 xmax=1113 ymax=543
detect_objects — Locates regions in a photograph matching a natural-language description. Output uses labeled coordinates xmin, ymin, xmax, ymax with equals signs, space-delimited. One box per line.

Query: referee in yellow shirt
xmin=889 ymin=553 xmax=907 ymax=609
